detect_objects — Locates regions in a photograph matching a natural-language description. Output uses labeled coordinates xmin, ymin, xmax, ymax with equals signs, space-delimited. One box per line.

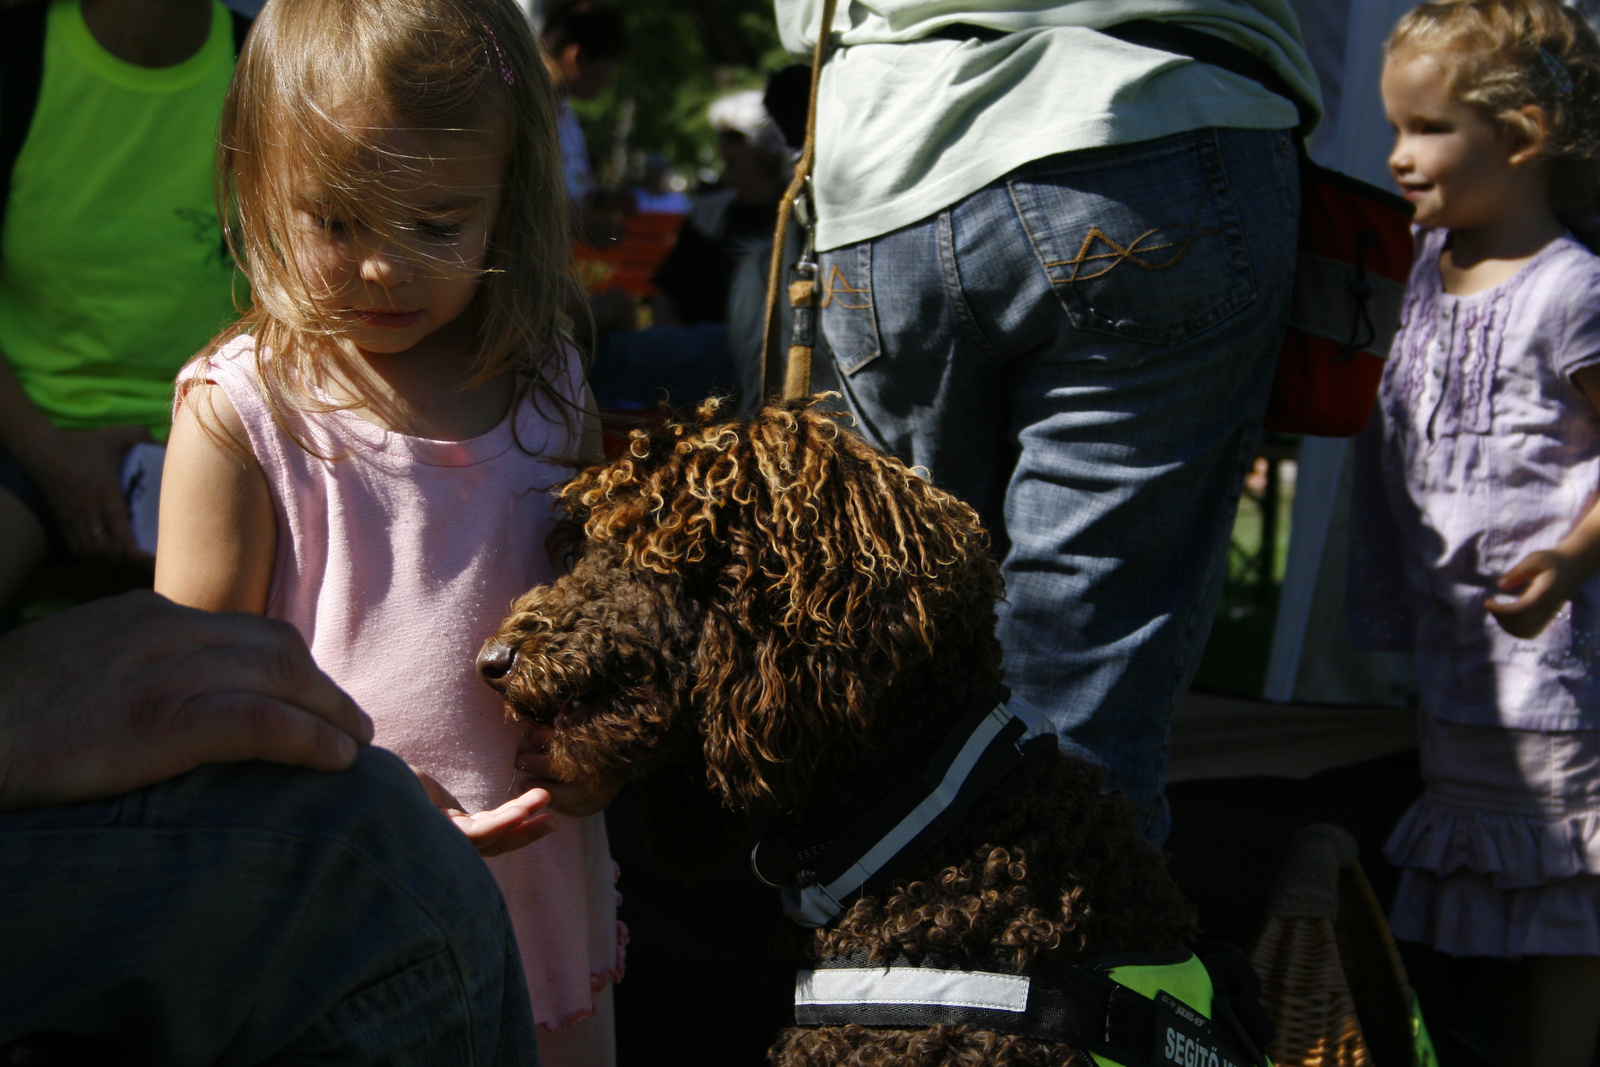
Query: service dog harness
xmin=795 ymin=947 xmax=1270 ymax=1067
xmin=752 ymin=688 xmax=1271 ymax=1066
xmin=749 ymin=688 xmax=1055 ymax=928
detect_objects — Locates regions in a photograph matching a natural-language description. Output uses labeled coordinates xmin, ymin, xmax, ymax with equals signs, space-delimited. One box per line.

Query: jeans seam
xmin=936 ymin=210 xmax=1005 ymax=363
xmin=1204 ymin=128 xmax=1258 ymax=298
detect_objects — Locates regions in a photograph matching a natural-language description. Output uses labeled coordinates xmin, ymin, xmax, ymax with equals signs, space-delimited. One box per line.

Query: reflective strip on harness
xmin=796 ymin=967 xmax=1031 ymax=1013
xmin=794 ymin=952 xmax=1266 ymax=1067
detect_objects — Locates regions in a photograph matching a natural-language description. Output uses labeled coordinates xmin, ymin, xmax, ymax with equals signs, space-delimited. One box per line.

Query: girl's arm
xmin=153 ymin=385 xmax=276 ymax=614
xmin=1487 ymin=364 xmax=1600 ymax=638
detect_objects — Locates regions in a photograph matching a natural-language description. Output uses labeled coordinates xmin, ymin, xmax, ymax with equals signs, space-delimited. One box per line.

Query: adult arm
xmin=0 ymin=350 xmax=149 ymax=561
xmin=0 ymin=590 xmax=373 ymax=811
xmin=1486 ymin=364 xmax=1600 ymax=638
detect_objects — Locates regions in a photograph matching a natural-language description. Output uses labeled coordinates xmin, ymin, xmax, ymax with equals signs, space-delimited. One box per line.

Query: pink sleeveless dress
xmin=187 ymin=336 xmax=625 ymax=1042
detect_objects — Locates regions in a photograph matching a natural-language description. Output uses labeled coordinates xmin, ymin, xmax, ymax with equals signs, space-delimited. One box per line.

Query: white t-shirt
xmin=775 ymin=1 xmax=1320 ymax=251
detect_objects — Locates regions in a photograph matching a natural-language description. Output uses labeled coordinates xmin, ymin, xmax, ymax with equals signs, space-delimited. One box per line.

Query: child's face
xmin=1382 ymin=53 xmax=1528 ymax=231
xmin=289 ymin=113 xmax=504 ymax=358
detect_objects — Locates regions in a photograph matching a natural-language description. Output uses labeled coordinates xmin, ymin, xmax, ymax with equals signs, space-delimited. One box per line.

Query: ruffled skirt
xmin=1386 ymin=716 xmax=1600 ymax=958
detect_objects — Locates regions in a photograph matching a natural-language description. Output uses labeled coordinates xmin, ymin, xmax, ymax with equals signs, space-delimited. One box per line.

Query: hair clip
xmin=483 ymin=23 xmax=516 ymax=86
xmin=1539 ymin=48 xmax=1573 ymax=96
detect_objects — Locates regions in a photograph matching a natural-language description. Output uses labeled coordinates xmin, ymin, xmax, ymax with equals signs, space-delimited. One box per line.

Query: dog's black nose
xmin=477 ymin=640 xmax=518 ymax=687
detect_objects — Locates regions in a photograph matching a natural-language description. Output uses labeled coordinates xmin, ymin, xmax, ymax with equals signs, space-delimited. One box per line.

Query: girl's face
xmin=1382 ymin=52 xmax=1530 ymax=231
xmin=289 ymin=111 xmax=505 ymax=358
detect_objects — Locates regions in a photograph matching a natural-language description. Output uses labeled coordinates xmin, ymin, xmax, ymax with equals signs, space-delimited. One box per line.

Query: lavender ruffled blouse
xmin=1350 ymin=228 xmax=1600 ymax=731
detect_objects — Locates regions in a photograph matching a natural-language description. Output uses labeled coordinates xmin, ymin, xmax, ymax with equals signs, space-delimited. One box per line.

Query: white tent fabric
xmin=1263 ymin=0 xmax=1417 ymax=706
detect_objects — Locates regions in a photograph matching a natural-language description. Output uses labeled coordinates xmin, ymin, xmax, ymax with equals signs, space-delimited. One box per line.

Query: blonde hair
xmin=1387 ymin=0 xmax=1600 ymax=226
xmin=213 ymin=0 xmax=581 ymax=439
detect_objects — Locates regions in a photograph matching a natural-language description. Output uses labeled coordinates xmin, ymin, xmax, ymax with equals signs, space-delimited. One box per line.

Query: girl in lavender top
xmin=1355 ymin=2 xmax=1600 ymax=1061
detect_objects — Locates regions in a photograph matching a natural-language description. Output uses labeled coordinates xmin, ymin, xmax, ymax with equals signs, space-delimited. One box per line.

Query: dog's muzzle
xmin=477 ymin=640 xmax=518 ymax=690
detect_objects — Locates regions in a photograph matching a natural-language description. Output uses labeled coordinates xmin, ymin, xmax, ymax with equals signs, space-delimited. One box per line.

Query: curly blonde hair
xmin=1388 ymin=0 xmax=1600 ymax=226
xmin=211 ymin=0 xmax=582 ymax=445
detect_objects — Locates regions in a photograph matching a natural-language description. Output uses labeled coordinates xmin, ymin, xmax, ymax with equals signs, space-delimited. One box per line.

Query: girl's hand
xmin=1486 ymin=550 xmax=1578 ymax=638
xmin=410 ymin=766 xmax=556 ymax=857
xmin=514 ymin=725 xmax=624 ymax=817
xmin=18 ymin=423 xmax=151 ymax=562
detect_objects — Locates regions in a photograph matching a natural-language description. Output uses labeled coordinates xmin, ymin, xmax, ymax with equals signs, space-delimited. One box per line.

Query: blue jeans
xmin=0 ymin=748 xmax=538 ymax=1065
xmin=819 ymin=127 xmax=1299 ymax=842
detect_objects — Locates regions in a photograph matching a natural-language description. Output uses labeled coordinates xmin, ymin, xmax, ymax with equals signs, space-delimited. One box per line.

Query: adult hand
xmin=1485 ymin=549 xmax=1578 ymax=639
xmin=411 ymin=767 xmax=556 ymax=857
xmin=15 ymin=423 xmax=152 ymax=562
xmin=0 ymin=591 xmax=373 ymax=812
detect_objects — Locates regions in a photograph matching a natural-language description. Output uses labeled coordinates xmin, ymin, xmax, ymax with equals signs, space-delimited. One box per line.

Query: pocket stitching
xmin=1010 ymin=129 xmax=1257 ymax=346
xmin=821 ymin=245 xmax=883 ymax=376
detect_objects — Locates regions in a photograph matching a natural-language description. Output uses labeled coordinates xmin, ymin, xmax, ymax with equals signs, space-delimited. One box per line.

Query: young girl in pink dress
xmin=152 ymin=0 xmax=623 ymax=1061
xmin=1357 ymin=2 xmax=1600 ymax=1063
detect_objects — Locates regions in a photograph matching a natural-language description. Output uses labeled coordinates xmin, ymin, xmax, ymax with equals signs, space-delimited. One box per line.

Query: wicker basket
xmin=1248 ymin=824 xmax=1431 ymax=1067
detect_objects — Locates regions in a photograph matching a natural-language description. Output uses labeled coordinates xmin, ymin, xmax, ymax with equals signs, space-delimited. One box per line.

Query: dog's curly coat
xmin=482 ymin=398 xmax=1197 ymax=1065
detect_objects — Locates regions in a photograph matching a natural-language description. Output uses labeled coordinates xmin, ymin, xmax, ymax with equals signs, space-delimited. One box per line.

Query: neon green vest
xmin=1095 ymin=953 xmax=1438 ymax=1067
xmin=1092 ymin=953 xmax=1226 ymax=1067
xmin=0 ymin=0 xmax=240 ymax=440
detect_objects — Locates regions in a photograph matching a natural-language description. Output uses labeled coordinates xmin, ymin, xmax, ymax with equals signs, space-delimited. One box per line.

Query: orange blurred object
xmin=573 ymin=211 xmax=684 ymax=299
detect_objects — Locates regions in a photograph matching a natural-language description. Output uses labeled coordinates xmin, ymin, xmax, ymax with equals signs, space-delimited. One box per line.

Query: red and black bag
xmin=1268 ymin=163 xmax=1411 ymax=435
xmin=1104 ymin=20 xmax=1414 ymax=438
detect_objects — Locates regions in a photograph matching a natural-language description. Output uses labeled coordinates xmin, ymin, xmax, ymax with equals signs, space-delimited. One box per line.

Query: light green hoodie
xmin=775 ymin=0 xmax=1321 ymax=250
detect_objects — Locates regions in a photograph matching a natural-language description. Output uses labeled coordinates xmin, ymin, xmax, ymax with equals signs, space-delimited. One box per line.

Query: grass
xmin=1191 ymin=453 xmax=1297 ymax=698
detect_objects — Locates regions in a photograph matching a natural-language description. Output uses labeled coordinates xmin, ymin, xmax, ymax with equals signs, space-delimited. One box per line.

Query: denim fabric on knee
xmin=0 ymin=748 xmax=538 ymax=1065
xmin=820 ymin=127 xmax=1300 ymax=843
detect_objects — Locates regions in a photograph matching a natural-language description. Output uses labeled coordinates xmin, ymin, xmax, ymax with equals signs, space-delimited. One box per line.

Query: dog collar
xmin=794 ymin=948 xmax=1268 ymax=1067
xmin=750 ymin=687 xmax=1055 ymax=928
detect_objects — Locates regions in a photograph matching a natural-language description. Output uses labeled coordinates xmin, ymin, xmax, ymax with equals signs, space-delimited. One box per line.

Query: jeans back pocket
xmin=818 ymin=243 xmax=881 ymax=376
xmin=1009 ymin=128 xmax=1256 ymax=346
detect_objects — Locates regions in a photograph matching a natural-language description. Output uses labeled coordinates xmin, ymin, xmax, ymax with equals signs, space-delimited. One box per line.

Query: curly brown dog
xmin=479 ymin=398 xmax=1212 ymax=1066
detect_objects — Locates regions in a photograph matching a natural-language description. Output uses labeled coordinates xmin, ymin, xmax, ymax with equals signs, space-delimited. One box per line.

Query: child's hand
xmin=410 ymin=766 xmax=556 ymax=857
xmin=514 ymin=725 xmax=624 ymax=817
xmin=1486 ymin=550 xmax=1579 ymax=638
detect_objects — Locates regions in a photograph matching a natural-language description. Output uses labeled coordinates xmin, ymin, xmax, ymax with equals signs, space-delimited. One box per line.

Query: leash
xmin=759 ymin=0 xmax=838 ymax=403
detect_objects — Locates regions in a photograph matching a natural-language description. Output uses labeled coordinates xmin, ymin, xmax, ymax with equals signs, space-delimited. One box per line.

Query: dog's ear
xmin=560 ymin=398 xmax=1004 ymax=817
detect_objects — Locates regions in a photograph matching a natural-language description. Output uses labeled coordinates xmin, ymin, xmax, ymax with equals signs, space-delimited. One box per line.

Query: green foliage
xmin=569 ymin=0 xmax=791 ymax=186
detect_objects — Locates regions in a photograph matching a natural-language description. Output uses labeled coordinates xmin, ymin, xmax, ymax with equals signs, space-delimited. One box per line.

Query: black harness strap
xmin=752 ymin=687 xmax=1053 ymax=926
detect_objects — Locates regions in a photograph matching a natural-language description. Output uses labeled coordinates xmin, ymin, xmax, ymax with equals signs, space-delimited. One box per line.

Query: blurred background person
xmin=590 ymin=88 xmax=788 ymax=412
xmin=0 ymin=0 xmax=246 ymax=613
